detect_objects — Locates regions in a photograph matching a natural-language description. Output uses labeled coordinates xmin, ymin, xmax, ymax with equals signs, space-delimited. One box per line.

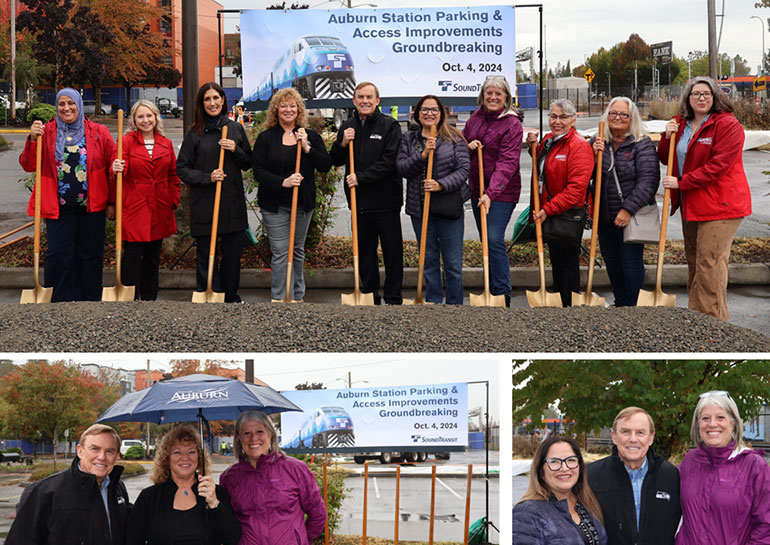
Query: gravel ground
xmin=0 ymin=302 xmax=768 ymax=352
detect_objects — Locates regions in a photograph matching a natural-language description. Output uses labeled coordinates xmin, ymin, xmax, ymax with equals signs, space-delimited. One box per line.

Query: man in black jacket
xmin=587 ymin=407 xmax=681 ymax=545
xmin=330 ymin=81 xmax=403 ymax=304
xmin=7 ymin=424 xmax=131 ymax=545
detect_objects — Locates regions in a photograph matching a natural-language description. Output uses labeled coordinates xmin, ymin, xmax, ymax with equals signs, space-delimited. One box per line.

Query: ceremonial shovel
xmin=341 ymin=143 xmax=374 ymax=306
xmin=272 ymin=141 xmax=303 ymax=303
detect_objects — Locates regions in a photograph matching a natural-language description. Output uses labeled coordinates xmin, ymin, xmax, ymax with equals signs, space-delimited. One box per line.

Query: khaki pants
xmin=682 ymin=217 xmax=742 ymax=321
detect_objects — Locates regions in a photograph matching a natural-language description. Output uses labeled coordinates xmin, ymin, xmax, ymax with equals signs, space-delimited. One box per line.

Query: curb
xmin=1 ymin=264 xmax=769 ymax=290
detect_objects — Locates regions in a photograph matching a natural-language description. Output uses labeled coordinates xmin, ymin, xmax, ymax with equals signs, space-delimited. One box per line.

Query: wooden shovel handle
xmin=115 ymin=110 xmax=124 ymax=280
xmin=585 ymin=122 xmax=605 ymax=292
xmin=417 ymin=126 xmax=437 ymax=293
xmin=349 ymin=144 xmax=359 ymax=258
xmin=658 ymin=136 xmax=676 ymax=254
xmin=477 ymin=147 xmax=489 ymax=259
xmin=34 ymin=136 xmax=42 ymax=255
xmin=530 ymin=142 xmax=544 ymax=253
xmin=208 ymin=125 xmax=228 ymax=257
xmin=287 ymin=141 xmax=301 ymax=263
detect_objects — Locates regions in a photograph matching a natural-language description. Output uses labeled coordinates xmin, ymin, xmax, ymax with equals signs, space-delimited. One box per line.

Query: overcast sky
xmin=8 ymin=354 xmax=504 ymax=422
xmin=218 ymin=0 xmax=768 ymax=76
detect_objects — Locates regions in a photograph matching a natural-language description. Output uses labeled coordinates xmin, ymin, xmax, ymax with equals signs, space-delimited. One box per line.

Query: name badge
xmin=554 ymin=154 xmax=567 ymax=161
xmin=370 ymin=134 xmax=383 ymax=140
xmin=656 ymin=491 xmax=671 ymax=500
xmin=117 ymin=497 xmax=126 ymax=504
xmin=697 ymin=137 xmax=713 ymax=145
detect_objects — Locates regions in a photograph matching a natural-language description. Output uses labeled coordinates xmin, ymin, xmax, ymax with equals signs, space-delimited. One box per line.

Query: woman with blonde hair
xmin=676 ymin=391 xmax=770 ymax=544
xmin=252 ymin=88 xmax=332 ymax=301
xmin=126 ymin=424 xmax=240 ymax=545
xmin=591 ymin=97 xmax=660 ymax=306
xmin=513 ymin=435 xmax=607 ymax=544
xmin=112 ymin=99 xmax=181 ymax=300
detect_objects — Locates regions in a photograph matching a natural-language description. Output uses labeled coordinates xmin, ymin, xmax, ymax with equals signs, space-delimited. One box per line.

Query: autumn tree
xmin=513 ymin=360 xmax=770 ymax=458
xmin=0 ymin=360 xmax=105 ymax=470
xmin=296 ymin=382 xmax=325 ymax=390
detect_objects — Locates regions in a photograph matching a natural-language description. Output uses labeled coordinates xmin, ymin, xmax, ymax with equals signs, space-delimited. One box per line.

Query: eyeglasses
xmin=548 ymin=114 xmax=571 ymax=121
xmin=699 ymin=390 xmax=731 ymax=399
xmin=690 ymin=91 xmax=713 ymax=100
xmin=485 ymin=74 xmax=508 ymax=82
xmin=608 ymin=111 xmax=630 ymax=119
xmin=420 ymin=107 xmax=441 ymax=114
xmin=544 ymin=456 xmax=579 ymax=471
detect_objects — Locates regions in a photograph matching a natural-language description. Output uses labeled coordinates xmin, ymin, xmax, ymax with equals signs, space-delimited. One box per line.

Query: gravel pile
xmin=0 ymin=302 xmax=768 ymax=352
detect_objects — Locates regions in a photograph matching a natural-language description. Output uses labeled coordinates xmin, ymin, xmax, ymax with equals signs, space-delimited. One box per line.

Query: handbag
xmin=609 ymin=150 xmax=661 ymax=244
xmin=541 ymin=206 xmax=587 ymax=247
xmin=428 ymin=188 xmax=463 ymax=220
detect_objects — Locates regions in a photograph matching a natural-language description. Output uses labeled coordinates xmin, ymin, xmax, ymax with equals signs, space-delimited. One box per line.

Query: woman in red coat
xmin=112 ymin=99 xmax=181 ymax=300
xmin=19 ymin=88 xmax=115 ymax=302
xmin=659 ymin=76 xmax=751 ymax=321
xmin=526 ymin=99 xmax=594 ymax=307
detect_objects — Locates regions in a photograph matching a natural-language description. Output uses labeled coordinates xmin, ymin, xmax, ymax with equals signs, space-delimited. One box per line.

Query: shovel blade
xmin=271 ymin=297 xmax=292 ymax=303
xmin=341 ymin=290 xmax=375 ymax=306
xmin=20 ymin=285 xmax=53 ymax=304
xmin=636 ymin=289 xmax=676 ymax=307
xmin=192 ymin=290 xmax=225 ymax=303
xmin=102 ymin=284 xmax=136 ymax=302
xmin=571 ymin=291 xmax=606 ymax=307
xmin=469 ymin=291 xmax=507 ymax=307
xmin=525 ymin=288 xmax=562 ymax=308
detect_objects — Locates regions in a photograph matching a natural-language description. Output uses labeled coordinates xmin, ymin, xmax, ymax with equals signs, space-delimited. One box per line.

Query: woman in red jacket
xmin=112 ymin=99 xmax=180 ymax=300
xmin=526 ymin=99 xmax=594 ymax=307
xmin=19 ymin=88 xmax=115 ymax=302
xmin=659 ymin=77 xmax=751 ymax=321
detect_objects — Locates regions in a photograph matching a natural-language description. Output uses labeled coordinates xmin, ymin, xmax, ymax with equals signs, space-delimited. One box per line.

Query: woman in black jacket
xmin=126 ymin=424 xmax=240 ymax=545
xmin=177 ymin=82 xmax=252 ymax=303
xmin=252 ymin=88 xmax=332 ymax=301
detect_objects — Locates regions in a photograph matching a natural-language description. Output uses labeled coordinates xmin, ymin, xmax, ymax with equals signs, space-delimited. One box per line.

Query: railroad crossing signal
xmin=584 ymin=68 xmax=595 ymax=83
xmin=754 ymin=76 xmax=766 ymax=92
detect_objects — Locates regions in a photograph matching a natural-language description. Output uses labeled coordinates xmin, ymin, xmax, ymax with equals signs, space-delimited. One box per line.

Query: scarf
xmin=54 ymin=88 xmax=85 ymax=162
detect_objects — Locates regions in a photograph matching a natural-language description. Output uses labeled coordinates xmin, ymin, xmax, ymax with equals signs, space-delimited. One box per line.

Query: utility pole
xmin=10 ymin=0 xmax=16 ymax=122
xmin=182 ymin=0 xmax=199 ymax=132
xmin=348 ymin=371 xmax=352 ymax=388
xmin=707 ymin=0 xmax=718 ymax=79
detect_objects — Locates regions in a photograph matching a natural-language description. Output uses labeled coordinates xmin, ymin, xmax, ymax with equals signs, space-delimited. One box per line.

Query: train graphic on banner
xmin=245 ymin=35 xmax=356 ymax=103
xmin=281 ymin=406 xmax=356 ymax=449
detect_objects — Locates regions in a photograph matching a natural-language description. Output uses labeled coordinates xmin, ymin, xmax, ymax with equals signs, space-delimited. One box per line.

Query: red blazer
xmin=535 ymin=128 xmax=594 ymax=216
xmin=20 ymin=119 xmax=116 ymax=219
xmin=658 ymin=112 xmax=751 ymax=221
xmin=112 ymin=131 xmax=181 ymax=242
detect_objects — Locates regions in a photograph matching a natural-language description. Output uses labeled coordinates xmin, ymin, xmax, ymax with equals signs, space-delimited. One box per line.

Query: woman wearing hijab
xmin=177 ymin=82 xmax=252 ymax=303
xmin=19 ymin=88 xmax=116 ymax=302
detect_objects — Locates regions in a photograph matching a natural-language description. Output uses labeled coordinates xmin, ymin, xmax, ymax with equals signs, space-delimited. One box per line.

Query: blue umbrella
xmin=97 ymin=374 xmax=301 ymax=449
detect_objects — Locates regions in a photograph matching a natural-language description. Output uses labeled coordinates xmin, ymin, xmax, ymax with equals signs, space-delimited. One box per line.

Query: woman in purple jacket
xmin=676 ymin=391 xmax=770 ymax=545
xmin=513 ymin=436 xmax=607 ymax=545
xmin=397 ymin=95 xmax=470 ymax=304
xmin=463 ymin=75 xmax=523 ymax=307
xmin=220 ymin=411 xmax=327 ymax=545
xmin=592 ymin=97 xmax=660 ymax=306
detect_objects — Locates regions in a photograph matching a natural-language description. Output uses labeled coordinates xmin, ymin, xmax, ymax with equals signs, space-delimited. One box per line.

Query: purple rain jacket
xmin=462 ymin=106 xmax=523 ymax=204
xmin=513 ymin=497 xmax=608 ymax=545
xmin=676 ymin=442 xmax=770 ymax=545
xmin=220 ymin=452 xmax=327 ymax=545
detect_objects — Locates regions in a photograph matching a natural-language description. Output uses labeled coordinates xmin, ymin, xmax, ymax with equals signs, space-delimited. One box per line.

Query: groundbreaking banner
xmin=240 ymin=6 xmax=514 ymax=105
xmin=279 ymin=382 xmax=468 ymax=450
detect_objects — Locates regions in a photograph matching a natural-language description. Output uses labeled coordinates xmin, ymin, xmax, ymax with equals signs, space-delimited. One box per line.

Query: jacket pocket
xmin=294 ymin=528 xmax=303 ymax=545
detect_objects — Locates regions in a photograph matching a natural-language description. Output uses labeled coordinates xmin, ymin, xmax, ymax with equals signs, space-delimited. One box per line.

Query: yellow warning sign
xmin=584 ymin=68 xmax=595 ymax=83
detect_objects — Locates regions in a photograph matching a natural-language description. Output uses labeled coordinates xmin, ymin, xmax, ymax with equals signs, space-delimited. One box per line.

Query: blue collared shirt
xmin=675 ymin=114 xmax=710 ymax=176
xmin=80 ymin=464 xmax=111 ymax=535
xmin=625 ymin=457 xmax=648 ymax=529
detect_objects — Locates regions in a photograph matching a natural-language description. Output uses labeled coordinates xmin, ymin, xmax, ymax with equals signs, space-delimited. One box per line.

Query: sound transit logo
xmin=168 ymin=387 xmax=229 ymax=404
xmin=439 ymin=80 xmax=452 ymax=91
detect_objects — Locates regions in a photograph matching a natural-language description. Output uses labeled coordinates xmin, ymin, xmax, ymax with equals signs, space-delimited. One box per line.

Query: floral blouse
xmin=57 ymin=136 xmax=87 ymax=208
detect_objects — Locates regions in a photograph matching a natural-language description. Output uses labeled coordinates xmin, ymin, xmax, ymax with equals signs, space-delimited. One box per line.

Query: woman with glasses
xmin=676 ymin=391 xmax=770 ymax=544
xmin=396 ymin=95 xmax=470 ymax=304
xmin=659 ymin=76 xmax=751 ymax=321
xmin=513 ymin=435 xmax=607 ymax=545
xmin=462 ymin=75 xmax=523 ymax=307
xmin=252 ymin=88 xmax=332 ymax=302
xmin=525 ymin=99 xmax=594 ymax=307
xmin=591 ymin=98 xmax=660 ymax=306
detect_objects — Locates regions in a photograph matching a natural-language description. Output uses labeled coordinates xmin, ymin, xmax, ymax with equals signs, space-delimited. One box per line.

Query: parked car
xmin=83 ymin=100 xmax=112 ymax=116
xmin=0 ymin=96 xmax=26 ymax=110
xmin=155 ymin=97 xmax=181 ymax=118
xmin=120 ymin=439 xmax=146 ymax=455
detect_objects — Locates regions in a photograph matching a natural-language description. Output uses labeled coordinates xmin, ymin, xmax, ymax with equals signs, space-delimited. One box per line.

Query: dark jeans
xmin=410 ymin=214 xmax=464 ymax=304
xmin=471 ymin=200 xmax=515 ymax=296
xmin=358 ymin=210 xmax=403 ymax=305
xmin=195 ymin=230 xmax=244 ymax=303
xmin=548 ymin=240 xmax=581 ymax=307
xmin=44 ymin=208 xmax=105 ymax=302
xmin=597 ymin=221 xmax=645 ymax=306
xmin=122 ymin=239 xmax=163 ymax=301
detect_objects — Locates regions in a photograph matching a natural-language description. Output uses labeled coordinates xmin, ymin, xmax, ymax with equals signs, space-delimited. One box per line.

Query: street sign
xmin=754 ymin=77 xmax=766 ymax=92
xmin=584 ymin=68 xmax=595 ymax=83
xmin=651 ymin=41 xmax=673 ymax=64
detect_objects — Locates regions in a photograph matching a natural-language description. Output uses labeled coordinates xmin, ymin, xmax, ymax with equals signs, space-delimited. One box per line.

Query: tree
xmin=69 ymin=5 xmax=113 ymax=113
xmin=685 ymin=51 xmax=751 ymax=80
xmin=513 ymin=360 xmax=770 ymax=458
xmin=0 ymin=360 xmax=105 ymax=470
xmin=295 ymin=382 xmax=325 ymax=390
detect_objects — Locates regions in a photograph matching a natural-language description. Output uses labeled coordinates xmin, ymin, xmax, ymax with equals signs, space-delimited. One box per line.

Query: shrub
xmin=645 ymin=98 xmax=679 ymax=120
xmin=123 ymin=445 xmax=146 ymax=460
xmin=512 ymin=435 xmax=539 ymax=458
xmin=1 ymin=447 xmax=22 ymax=455
xmin=732 ymin=98 xmax=770 ymax=130
xmin=27 ymin=103 xmax=56 ymax=123
xmin=305 ymin=458 xmax=348 ymax=544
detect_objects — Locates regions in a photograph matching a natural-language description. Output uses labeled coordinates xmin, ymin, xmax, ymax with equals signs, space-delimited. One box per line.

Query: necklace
xmin=183 ymin=490 xmax=189 ymax=496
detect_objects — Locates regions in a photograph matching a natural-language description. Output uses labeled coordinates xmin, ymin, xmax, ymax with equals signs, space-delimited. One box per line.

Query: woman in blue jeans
xmin=463 ymin=76 xmax=523 ymax=306
xmin=252 ymin=88 xmax=332 ymax=301
xmin=397 ymin=95 xmax=470 ymax=304
xmin=592 ymin=97 xmax=660 ymax=306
